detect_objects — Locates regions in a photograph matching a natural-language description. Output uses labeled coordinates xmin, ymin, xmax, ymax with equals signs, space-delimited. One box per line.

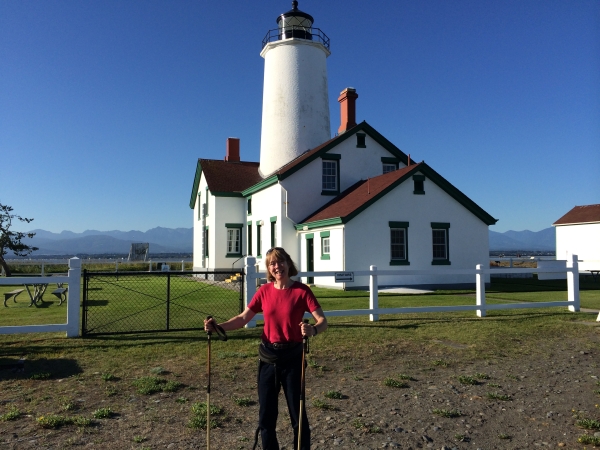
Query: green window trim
xmin=225 ymin=223 xmax=243 ymax=228
xmin=389 ymin=222 xmax=409 ymax=265
xmin=320 ymin=254 xmax=331 ymax=260
xmin=256 ymin=224 xmax=262 ymax=258
xmin=413 ymin=175 xmax=425 ymax=195
xmin=319 ymin=231 xmax=330 ymax=238
xmin=247 ymin=223 xmax=253 ymax=256
xmin=413 ymin=175 xmax=425 ymax=181
xmin=270 ymin=220 xmax=277 ymax=248
xmin=321 ymin=153 xmax=341 ymax=160
xmin=305 ymin=233 xmax=314 ymax=239
xmin=247 ymin=197 xmax=252 ymax=216
xmin=205 ymin=187 xmax=209 ymax=216
xmin=270 ymin=216 xmax=277 ymax=222
xmin=381 ymin=157 xmax=400 ymax=164
xmin=203 ymin=226 xmax=209 ymax=258
xmin=431 ymin=222 xmax=450 ymax=265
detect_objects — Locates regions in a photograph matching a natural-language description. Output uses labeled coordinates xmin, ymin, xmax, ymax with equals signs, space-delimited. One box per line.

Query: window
xmin=431 ymin=222 xmax=450 ymax=265
xmin=247 ymin=197 xmax=252 ymax=215
xmin=356 ymin=133 xmax=366 ymax=148
xmin=321 ymin=154 xmax=341 ymax=195
xmin=381 ymin=157 xmax=398 ymax=174
xmin=413 ymin=175 xmax=425 ymax=194
xmin=256 ymin=223 xmax=262 ymax=257
xmin=225 ymin=224 xmax=242 ymax=257
xmin=203 ymin=226 xmax=209 ymax=258
xmin=389 ymin=221 xmax=409 ymax=265
xmin=382 ymin=164 xmax=396 ymax=174
xmin=320 ymin=231 xmax=330 ymax=260
xmin=247 ymin=222 xmax=252 ymax=256
xmin=205 ymin=187 xmax=209 ymax=215
xmin=270 ymin=217 xmax=277 ymax=248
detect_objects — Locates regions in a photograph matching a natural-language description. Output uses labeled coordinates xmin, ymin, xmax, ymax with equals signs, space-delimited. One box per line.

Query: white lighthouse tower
xmin=258 ymin=1 xmax=331 ymax=177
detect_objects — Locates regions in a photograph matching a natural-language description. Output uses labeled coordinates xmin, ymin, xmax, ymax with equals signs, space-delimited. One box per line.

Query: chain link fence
xmin=82 ymin=271 xmax=243 ymax=336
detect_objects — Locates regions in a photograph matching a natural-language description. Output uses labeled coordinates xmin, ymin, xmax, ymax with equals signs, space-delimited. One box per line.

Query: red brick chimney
xmin=225 ymin=137 xmax=240 ymax=162
xmin=338 ymin=88 xmax=358 ymax=134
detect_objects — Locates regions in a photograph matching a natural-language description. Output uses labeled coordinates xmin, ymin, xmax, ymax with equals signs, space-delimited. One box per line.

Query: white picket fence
xmin=242 ymin=254 xmax=582 ymax=328
xmin=0 ymin=258 xmax=81 ymax=337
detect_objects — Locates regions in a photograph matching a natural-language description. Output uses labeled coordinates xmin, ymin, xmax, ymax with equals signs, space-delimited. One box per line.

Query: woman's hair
xmin=265 ymin=247 xmax=299 ymax=282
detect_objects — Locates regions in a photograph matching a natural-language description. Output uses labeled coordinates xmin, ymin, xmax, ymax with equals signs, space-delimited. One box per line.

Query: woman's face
xmin=268 ymin=257 xmax=289 ymax=282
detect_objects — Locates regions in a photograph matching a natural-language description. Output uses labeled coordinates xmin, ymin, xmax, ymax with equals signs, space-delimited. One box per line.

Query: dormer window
xmin=413 ymin=175 xmax=425 ymax=194
xmin=356 ymin=133 xmax=366 ymax=148
xmin=321 ymin=153 xmax=341 ymax=195
xmin=381 ymin=157 xmax=399 ymax=174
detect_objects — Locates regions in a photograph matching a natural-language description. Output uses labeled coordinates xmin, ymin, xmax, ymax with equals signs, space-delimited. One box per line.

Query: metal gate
xmin=82 ymin=270 xmax=244 ymax=336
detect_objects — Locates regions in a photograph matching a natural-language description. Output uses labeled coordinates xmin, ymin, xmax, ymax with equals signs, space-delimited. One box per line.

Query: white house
xmin=553 ymin=204 xmax=600 ymax=271
xmin=189 ymin=2 xmax=497 ymax=289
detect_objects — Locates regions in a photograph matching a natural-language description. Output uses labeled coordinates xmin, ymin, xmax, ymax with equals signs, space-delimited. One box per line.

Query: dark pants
xmin=257 ymin=345 xmax=310 ymax=450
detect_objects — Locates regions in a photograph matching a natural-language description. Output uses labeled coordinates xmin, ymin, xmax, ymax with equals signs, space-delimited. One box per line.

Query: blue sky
xmin=1 ymin=0 xmax=598 ymax=234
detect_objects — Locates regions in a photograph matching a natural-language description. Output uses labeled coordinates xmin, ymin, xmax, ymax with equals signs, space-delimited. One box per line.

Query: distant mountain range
xmin=17 ymin=226 xmax=555 ymax=256
xmin=489 ymin=227 xmax=555 ymax=251
xmin=23 ymin=227 xmax=193 ymax=255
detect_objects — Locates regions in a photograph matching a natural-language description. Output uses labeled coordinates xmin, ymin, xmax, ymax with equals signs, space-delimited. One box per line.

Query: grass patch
xmin=351 ymin=418 xmax=382 ymax=433
xmin=132 ymin=376 xmax=182 ymax=395
xmin=458 ymin=375 xmax=479 ymax=385
xmin=188 ymin=402 xmax=224 ymax=429
xmin=578 ymin=434 xmax=600 ymax=445
xmin=232 ymin=396 xmax=253 ymax=407
xmin=576 ymin=418 xmax=600 ymax=430
xmin=324 ymin=390 xmax=343 ymax=399
xmin=433 ymin=408 xmax=461 ymax=418
xmin=0 ymin=407 xmax=21 ymax=421
xmin=312 ymin=398 xmax=336 ymax=410
xmin=36 ymin=414 xmax=91 ymax=429
xmin=486 ymin=392 xmax=511 ymax=401
xmin=93 ymin=407 xmax=113 ymax=419
xmin=383 ymin=377 xmax=409 ymax=388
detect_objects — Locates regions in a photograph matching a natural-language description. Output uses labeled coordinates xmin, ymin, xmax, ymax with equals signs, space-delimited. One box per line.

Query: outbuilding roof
xmin=553 ymin=204 xmax=600 ymax=226
xmin=189 ymin=159 xmax=261 ymax=208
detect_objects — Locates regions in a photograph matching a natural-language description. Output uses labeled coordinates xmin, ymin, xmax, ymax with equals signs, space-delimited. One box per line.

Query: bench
xmin=51 ymin=287 xmax=68 ymax=306
xmin=3 ymin=289 xmax=24 ymax=307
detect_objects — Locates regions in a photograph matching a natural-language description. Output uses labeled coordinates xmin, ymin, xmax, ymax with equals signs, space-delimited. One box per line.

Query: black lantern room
xmin=277 ymin=1 xmax=314 ymax=40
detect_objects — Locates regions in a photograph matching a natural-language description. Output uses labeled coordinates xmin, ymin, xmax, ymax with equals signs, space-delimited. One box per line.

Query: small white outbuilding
xmin=553 ymin=204 xmax=600 ymax=272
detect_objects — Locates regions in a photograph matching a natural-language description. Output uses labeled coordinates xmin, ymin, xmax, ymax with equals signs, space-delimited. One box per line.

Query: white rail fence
xmin=0 ymin=258 xmax=81 ymax=337
xmin=242 ymin=254 xmax=582 ymax=328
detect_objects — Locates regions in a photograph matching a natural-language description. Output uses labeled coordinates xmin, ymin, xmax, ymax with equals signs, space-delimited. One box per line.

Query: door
xmin=306 ymin=237 xmax=314 ymax=284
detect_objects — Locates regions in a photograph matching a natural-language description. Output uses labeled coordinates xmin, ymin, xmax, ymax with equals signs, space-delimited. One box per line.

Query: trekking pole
xmin=206 ymin=315 xmax=212 ymax=450
xmin=297 ymin=319 xmax=310 ymax=450
xmin=205 ymin=315 xmax=227 ymax=450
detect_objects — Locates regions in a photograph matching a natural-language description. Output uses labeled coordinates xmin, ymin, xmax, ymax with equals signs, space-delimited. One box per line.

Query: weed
xmin=105 ymin=386 xmax=119 ymax=397
xmin=383 ymin=377 xmax=408 ymax=388
xmin=342 ymin=365 xmax=353 ymax=372
xmin=498 ymin=433 xmax=511 ymax=439
xmin=30 ymin=372 xmax=51 ymax=380
xmin=232 ymin=396 xmax=253 ymax=407
xmin=433 ymin=408 xmax=461 ymax=418
xmin=454 ymin=434 xmax=468 ymax=442
xmin=397 ymin=374 xmax=416 ymax=381
xmin=176 ymin=397 xmax=188 ymax=404
xmin=488 ymin=383 xmax=501 ymax=388
xmin=93 ymin=407 xmax=113 ymax=419
xmin=311 ymin=399 xmax=336 ymax=410
xmin=351 ymin=418 xmax=381 ymax=433
xmin=578 ymin=434 xmax=600 ymax=445
xmin=218 ymin=351 xmax=249 ymax=359
xmin=458 ymin=375 xmax=479 ymax=385
xmin=101 ymin=373 xmax=116 ymax=381
xmin=0 ymin=407 xmax=20 ymax=421
xmin=432 ymin=359 xmax=448 ymax=367
xmin=188 ymin=402 xmax=223 ymax=429
xmin=73 ymin=416 xmax=92 ymax=427
xmin=475 ymin=372 xmax=490 ymax=379
xmin=593 ymin=389 xmax=600 ymax=395
xmin=37 ymin=414 xmax=71 ymax=428
xmin=60 ymin=397 xmax=76 ymax=412
xmin=576 ymin=418 xmax=600 ymax=430
xmin=352 ymin=418 xmax=365 ymax=429
xmin=150 ymin=367 xmax=167 ymax=375
xmin=486 ymin=392 xmax=511 ymax=401
xmin=506 ymin=374 xmax=519 ymax=381
xmin=132 ymin=376 xmax=182 ymax=395
xmin=324 ymin=390 xmax=343 ymax=399
xmin=133 ymin=436 xmax=145 ymax=443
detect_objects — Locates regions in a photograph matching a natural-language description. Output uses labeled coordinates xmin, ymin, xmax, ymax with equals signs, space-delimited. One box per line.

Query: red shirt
xmin=248 ymin=281 xmax=321 ymax=344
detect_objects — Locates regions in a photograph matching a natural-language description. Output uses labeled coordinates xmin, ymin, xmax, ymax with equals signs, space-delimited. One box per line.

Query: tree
xmin=0 ymin=203 xmax=38 ymax=277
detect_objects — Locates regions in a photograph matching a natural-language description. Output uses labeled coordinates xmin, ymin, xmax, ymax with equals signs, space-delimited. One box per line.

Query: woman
xmin=204 ymin=247 xmax=327 ymax=450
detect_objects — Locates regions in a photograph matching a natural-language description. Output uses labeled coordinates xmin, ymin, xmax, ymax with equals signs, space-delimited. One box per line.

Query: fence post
xmin=181 ymin=260 xmax=184 ymax=271
xmin=567 ymin=254 xmax=580 ymax=312
xmin=369 ymin=265 xmax=378 ymax=321
xmin=244 ymin=256 xmax=257 ymax=328
xmin=66 ymin=257 xmax=81 ymax=337
xmin=476 ymin=264 xmax=486 ymax=317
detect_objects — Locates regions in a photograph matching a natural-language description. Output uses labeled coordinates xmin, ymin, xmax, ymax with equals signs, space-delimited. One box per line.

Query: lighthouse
xmin=258 ymin=1 xmax=331 ymax=177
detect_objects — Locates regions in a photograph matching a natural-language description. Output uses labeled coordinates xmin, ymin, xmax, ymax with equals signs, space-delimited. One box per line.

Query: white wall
xmin=192 ymin=176 xmax=209 ymax=270
xmin=341 ymin=172 xmax=489 ymax=288
xmin=282 ymin=132 xmax=407 ymax=224
xmin=298 ymin=226 xmax=344 ymax=287
xmin=212 ymin=196 xmax=246 ymax=270
xmin=556 ymin=223 xmax=600 ymax=271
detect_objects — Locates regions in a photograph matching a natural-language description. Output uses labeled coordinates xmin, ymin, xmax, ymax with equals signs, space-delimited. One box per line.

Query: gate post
xmin=244 ymin=256 xmax=257 ymax=328
xmin=567 ymin=254 xmax=580 ymax=312
xmin=369 ymin=265 xmax=378 ymax=322
xmin=66 ymin=257 xmax=81 ymax=338
xmin=476 ymin=264 xmax=486 ymax=317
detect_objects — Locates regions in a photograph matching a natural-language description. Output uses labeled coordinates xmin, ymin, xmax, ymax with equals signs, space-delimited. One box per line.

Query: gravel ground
xmin=1 ymin=326 xmax=599 ymax=449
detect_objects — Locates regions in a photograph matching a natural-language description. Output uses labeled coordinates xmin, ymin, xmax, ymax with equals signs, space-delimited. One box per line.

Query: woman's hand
xmin=299 ymin=321 xmax=317 ymax=337
xmin=204 ymin=317 xmax=217 ymax=333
